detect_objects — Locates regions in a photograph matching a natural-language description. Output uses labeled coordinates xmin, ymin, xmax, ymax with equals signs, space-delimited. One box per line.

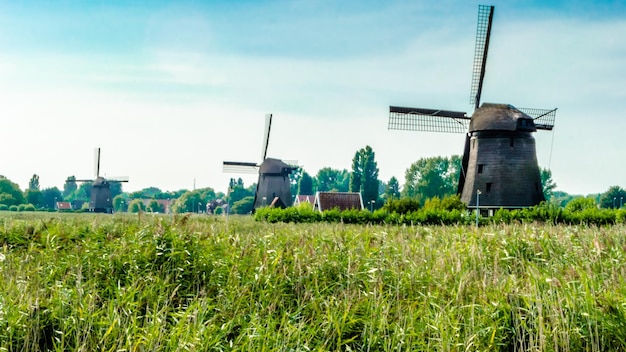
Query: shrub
xmin=0 ymin=204 xmax=8 ymax=211
xmin=214 ymin=206 xmax=223 ymax=215
xmin=383 ymin=198 xmax=421 ymax=214
xmin=9 ymin=205 xmax=18 ymax=212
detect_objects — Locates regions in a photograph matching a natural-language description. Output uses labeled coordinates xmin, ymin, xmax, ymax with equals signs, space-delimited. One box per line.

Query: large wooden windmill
xmin=223 ymin=114 xmax=298 ymax=210
xmin=389 ymin=5 xmax=557 ymax=208
xmin=72 ymin=148 xmax=129 ymax=213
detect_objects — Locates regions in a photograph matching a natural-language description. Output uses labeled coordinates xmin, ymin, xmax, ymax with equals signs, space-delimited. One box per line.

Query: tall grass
xmin=1 ymin=212 xmax=626 ymax=350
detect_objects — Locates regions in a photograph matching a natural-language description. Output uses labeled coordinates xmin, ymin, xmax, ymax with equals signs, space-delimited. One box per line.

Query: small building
xmin=313 ymin=191 xmax=364 ymax=212
xmin=55 ymin=201 xmax=72 ymax=211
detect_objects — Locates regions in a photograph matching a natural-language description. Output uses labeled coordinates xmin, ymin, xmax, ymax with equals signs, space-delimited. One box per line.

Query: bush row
xmin=255 ymin=203 xmax=626 ymax=226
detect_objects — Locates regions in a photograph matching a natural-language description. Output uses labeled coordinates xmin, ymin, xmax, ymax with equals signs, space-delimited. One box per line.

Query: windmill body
xmin=388 ymin=5 xmax=557 ymax=209
xmin=223 ymin=114 xmax=297 ymax=210
xmin=460 ymin=103 xmax=544 ymax=207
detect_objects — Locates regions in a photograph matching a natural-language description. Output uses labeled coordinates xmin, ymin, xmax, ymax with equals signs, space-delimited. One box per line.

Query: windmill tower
xmin=72 ymin=148 xmax=129 ymax=213
xmin=223 ymin=114 xmax=298 ymax=210
xmin=388 ymin=5 xmax=557 ymax=209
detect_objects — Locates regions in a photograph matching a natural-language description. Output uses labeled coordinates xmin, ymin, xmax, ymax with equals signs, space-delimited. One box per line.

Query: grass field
xmin=1 ymin=212 xmax=626 ymax=351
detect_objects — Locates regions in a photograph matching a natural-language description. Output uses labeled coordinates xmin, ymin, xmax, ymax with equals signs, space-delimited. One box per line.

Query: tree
xmin=113 ymin=195 xmax=128 ymax=212
xmin=231 ymin=196 xmax=254 ymax=214
xmin=297 ymin=171 xmax=314 ymax=195
xmin=24 ymin=189 xmax=43 ymax=208
xmin=565 ymin=197 xmax=597 ymax=212
xmin=128 ymin=199 xmax=146 ymax=213
xmin=171 ymin=187 xmax=218 ymax=213
xmin=540 ymin=168 xmax=557 ymax=200
xmin=228 ymin=178 xmax=254 ymax=205
xmin=599 ymin=186 xmax=626 ymax=209
xmin=349 ymin=146 xmax=381 ymax=207
xmin=289 ymin=166 xmax=303 ymax=197
xmin=0 ymin=176 xmax=25 ymax=206
xmin=147 ymin=199 xmax=165 ymax=213
xmin=28 ymin=174 xmax=40 ymax=190
xmin=402 ymin=155 xmax=460 ymax=201
xmin=315 ymin=168 xmax=350 ymax=192
xmin=109 ymin=181 xmax=124 ymax=200
xmin=384 ymin=176 xmax=401 ymax=200
xmin=63 ymin=176 xmax=78 ymax=198
xmin=41 ymin=187 xmax=63 ymax=209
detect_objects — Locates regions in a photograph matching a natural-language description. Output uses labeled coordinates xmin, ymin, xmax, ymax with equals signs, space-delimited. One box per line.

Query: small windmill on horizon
xmin=70 ymin=147 xmax=129 ymax=213
xmin=223 ymin=114 xmax=298 ymax=210
xmin=388 ymin=5 xmax=557 ymax=209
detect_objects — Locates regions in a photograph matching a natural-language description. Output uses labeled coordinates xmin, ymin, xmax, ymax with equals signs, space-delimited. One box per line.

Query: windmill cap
xmin=469 ymin=103 xmax=536 ymax=133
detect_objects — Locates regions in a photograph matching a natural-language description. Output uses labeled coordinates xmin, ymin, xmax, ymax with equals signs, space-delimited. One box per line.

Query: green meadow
xmin=1 ymin=212 xmax=626 ymax=351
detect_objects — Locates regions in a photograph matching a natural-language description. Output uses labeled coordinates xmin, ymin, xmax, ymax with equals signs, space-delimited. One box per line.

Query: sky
xmin=0 ymin=0 xmax=625 ymax=196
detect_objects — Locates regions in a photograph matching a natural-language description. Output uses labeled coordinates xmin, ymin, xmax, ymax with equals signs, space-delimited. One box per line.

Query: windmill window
xmin=510 ymin=138 xmax=514 ymax=147
xmin=478 ymin=164 xmax=484 ymax=174
xmin=486 ymin=182 xmax=492 ymax=193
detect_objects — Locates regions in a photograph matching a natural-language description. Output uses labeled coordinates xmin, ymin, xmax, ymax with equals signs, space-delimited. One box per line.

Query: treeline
xmin=255 ymin=196 xmax=626 ymax=227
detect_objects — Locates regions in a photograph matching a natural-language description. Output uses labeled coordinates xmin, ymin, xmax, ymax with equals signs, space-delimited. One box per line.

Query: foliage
xmin=231 ymin=196 xmax=254 ymax=215
xmin=128 ymin=199 xmax=146 ymax=213
xmin=349 ymin=145 xmax=381 ymax=208
xmin=24 ymin=189 xmax=43 ymax=208
xmin=288 ymin=166 xmax=303 ymax=197
xmin=384 ymin=176 xmax=401 ymax=200
xmin=41 ymin=187 xmax=63 ymax=209
xmin=28 ymin=174 xmax=40 ymax=190
xmin=402 ymin=155 xmax=461 ymax=200
xmin=172 ymin=187 xmax=217 ymax=213
xmin=63 ymin=176 xmax=77 ymax=198
xmin=423 ymin=194 xmax=466 ymax=211
xmin=599 ymin=185 xmax=626 ymax=209
xmin=0 ymin=204 xmax=7 ymax=211
xmin=315 ymin=167 xmax=350 ymax=192
xmin=228 ymin=178 xmax=255 ymax=205
xmin=565 ymin=196 xmax=597 ymax=212
xmin=147 ymin=199 xmax=165 ymax=213
xmin=0 ymin=176 xmax=25 ymax=206
xmin=383 ymin=198 xmax=421 ymax=214
xmin=540 ymin=168 xmax=557 ymax=200
xmin=298 ymin=171 xmax=314 ymax=195
xmin=113 ymin=195 xmax=127 ymax=212
xmin=0 ymin=211 xmax=604 ymax=352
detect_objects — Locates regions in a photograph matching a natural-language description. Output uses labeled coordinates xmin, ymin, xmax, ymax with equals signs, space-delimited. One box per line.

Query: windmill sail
xmin=223 ymin=161 xmax=259 ymax=174
xmin=388 ymin=106 xmax=470 ymax=134
xmin=469 ymin=5 xmax=494 ymax=110
xmin=261 ymin=113 xmax=272 ymax=161
xmin=519 ymin=107 xmax=557 ymax=130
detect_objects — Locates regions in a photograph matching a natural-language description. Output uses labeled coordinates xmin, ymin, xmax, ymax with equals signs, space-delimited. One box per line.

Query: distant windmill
xmin=223 ymin=114 xmax=298 ymax=210
xmin=71 ymin=148 xmax=129 ymax=213
xmin=388 ymin=5 xmax=557 ymax=208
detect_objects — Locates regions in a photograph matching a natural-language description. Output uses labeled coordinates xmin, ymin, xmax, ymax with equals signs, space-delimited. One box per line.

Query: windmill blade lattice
xmin=261 ymin=114 xmax=272 ymax=161
xmin=518 ymin=107 xmax=557 ymax=130
xmin=469 ymin=5 xmax=494 ymax=109
xmin=223 ymin=161 xmax=259 ymax=174
xmin=388 ymin=106 xmax=470 ymax=134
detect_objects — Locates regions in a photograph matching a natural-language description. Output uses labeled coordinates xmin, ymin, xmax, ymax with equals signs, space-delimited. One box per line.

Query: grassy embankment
xmin=1 ymin=212 xmax=626 ymax=351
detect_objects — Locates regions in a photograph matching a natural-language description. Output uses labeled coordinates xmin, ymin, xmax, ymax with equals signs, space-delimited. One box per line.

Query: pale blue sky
xmin=0 ymin=0 xmax=625 ymax=195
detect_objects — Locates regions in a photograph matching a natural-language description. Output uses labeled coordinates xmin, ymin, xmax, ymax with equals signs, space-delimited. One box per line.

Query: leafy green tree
xmin=297 ymin=171 xmax=314 ymax=195
xmin=565 ymin=197 xmax=597 ymax=212
xmin=402 ymin=155 xmax=460 ymax=201
xmin=541 ymin=168 xmax=557 ymax=200
xmin=41 ymin=187 xmax=63 ymax=209
xmin=172 ymin=187 xmax=217 ymax=213
xmin=28 ymin=174 xmax=40 ymax=190
xmin=384 ymin=176 xmax=401 ymax=200
xmin=147 ymin=199 xmax=165 ymax=213
xmin=63 ymin=176 xmax=78 ymax=198
xmin=128 ymin=199 xmax=146 ymax=213
xmin=231 ymin=196 xmax=254 ymax=214
xmin=24 ymin=189 xmax=43 ymax=208
xmin=113 ymin=195 xmax=128 ymax=212
xmin=0 ymin=176 xmax=25 ymax=206
xmin=315 ymin=167 xmax=350 ymax=192
xmin=599 ymin=186 xmax=626 ymax=209
xmin=349 ymin=146 xmax=381 ymax=207
xmin=228 ymin=178 xmax=254 ymax=205
xmin=289 ymin=166 xmax=303 ymax=197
